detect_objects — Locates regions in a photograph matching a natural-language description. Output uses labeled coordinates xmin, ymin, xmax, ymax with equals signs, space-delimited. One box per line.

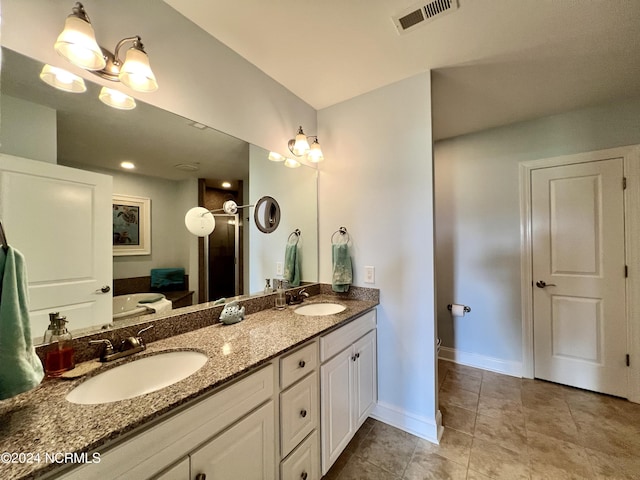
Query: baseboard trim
xmin=438 ymin=346 xmax=523 ymax=378
xmin=370 ymin=401 xmax=442 ymax=444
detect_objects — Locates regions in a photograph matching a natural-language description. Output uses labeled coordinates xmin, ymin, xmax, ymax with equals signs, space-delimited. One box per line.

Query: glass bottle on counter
xmin=274 ymin=280 xmax=286 ymax=310
xmin=43 ymin=312 xmax=75 ymax=376
xmin=264 ymin=278 xmax=272 ymax=294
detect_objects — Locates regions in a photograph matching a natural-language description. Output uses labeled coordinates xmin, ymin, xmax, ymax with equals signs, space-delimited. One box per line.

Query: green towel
xmin=150 ymin=268 xmax=185 ymax=289
xmin=138 ymin=294 xmax=165 ymax=304
xmin=283 ymin=243 xmax=301 ymax=287
xmin=0 ymin=247 xmax=44 ymax=400
xmin=332 ymin=243 xmax=352 ymax=292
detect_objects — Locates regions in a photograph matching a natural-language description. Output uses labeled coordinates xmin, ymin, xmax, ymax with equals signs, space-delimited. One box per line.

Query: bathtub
xmin=113 ymin=293 xmax=167 ymax=320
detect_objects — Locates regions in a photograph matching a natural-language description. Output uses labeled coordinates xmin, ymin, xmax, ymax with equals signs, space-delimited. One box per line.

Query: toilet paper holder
xmin=447 ymin=304 xmax=471 ymax=313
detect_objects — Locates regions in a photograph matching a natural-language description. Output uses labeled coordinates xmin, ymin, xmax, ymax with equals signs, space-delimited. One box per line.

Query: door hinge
xmin=626 ymin=354 xmax=630 ymax=367
xmin=625 ymin=265 xmax=629 ymax=278
xmin=623 ymin=177 xmax=627 ymax=190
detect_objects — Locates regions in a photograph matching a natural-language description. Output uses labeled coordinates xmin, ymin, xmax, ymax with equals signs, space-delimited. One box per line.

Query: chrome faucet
xmin=89 ymin=325 xmax=154 ymax=362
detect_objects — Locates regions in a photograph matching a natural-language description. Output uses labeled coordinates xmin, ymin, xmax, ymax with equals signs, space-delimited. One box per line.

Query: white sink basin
xmin=66 ymin=350 xmax=208 ymax=405
xmin=294 ymin=303 xmax=346 ymax=316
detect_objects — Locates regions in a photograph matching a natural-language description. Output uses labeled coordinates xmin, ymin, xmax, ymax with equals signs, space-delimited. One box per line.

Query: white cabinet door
xmin=152 ymin=458 xmax=189 ymax=480
xmin=354 ymin=330 xmax=377 ymax=428
xmin=320 ymin=348 xmax=354 ymax=474
xmin=0 ymin=154 xmax=113 ymax=340
xmin=190 ymin=401 xmax=276 ymax=480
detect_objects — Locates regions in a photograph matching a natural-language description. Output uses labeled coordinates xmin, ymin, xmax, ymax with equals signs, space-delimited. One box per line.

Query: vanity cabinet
xmin=319 ymin=310 xmax=377 ymax=475
xmin=279 ymin=341 xmax=320 ymax=480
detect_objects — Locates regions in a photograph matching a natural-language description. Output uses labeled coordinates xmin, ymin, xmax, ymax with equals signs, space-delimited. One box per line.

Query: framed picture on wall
xmin=113 ymin=194 xmax=151 ymax=256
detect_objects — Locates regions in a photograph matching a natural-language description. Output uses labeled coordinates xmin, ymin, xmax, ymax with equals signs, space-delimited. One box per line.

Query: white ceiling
xmin=164 ymin=0 xmax=640 ymax=140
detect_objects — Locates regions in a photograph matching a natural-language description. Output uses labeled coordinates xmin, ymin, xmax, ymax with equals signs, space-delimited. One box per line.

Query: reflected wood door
xmin=531 ymin=158 xmax=627 ymax=397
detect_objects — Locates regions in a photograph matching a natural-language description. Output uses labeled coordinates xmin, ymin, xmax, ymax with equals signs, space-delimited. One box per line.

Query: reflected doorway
xmin=198 ymin=179 xmax=244 ymax=302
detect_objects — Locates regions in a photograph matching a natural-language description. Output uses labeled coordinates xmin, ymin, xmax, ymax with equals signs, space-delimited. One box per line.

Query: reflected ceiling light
xmin=55 ymin=2 xmax=158 ymax=92
xmin=221 ymin=182 xmax=232 ymax=188
xmin=284 ymin=158 xmax=301 ymax=168
xmin=99 ymin=86 xmax=136 ymax=110
xmin=120 ymin=161 xmax=135 ymax=169
xmin=287 ymin=126 xmax=324 ymax=162
xmin=184 ymin=200 xmax=254 ymax=237
xmin=39 ymin=64 xmax=86 ymax=93
xmin=268 ymin=151 xmax=285 ymax=162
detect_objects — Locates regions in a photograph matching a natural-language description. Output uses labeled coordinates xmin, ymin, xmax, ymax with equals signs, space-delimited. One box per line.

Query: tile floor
xmin=322 ymin=360 xmax=640 ymax=480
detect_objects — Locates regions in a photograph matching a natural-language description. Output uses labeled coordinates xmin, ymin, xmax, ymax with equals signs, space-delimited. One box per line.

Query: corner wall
xmin=435 ymin=95 xmax=640 ymax=374
xmin=318 ymin=73 xmax=440 ymax=441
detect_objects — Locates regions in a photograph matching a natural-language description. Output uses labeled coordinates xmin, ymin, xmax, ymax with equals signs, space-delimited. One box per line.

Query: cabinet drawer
xmin=281 ymin=430 xmax=320 ymax=480
xmin=280 ymin=371 xmax=318 ymax=458
xmin=281 ymin=341 xmax=318 ymax=389
xmin=320 ymin=309 xmax=376 ymax=362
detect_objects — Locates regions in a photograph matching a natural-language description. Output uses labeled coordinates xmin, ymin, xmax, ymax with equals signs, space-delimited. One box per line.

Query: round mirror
xmin=254 ymin=196 xmax=281 ymax=234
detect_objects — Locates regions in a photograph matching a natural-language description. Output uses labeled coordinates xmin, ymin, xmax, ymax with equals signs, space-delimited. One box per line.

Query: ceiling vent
xmin=392 ymin=0 xmax=458 ymax=34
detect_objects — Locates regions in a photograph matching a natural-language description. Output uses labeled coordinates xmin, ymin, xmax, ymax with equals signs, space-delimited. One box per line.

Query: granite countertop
xmin=0 ymin=294 xmax=378 ymax=480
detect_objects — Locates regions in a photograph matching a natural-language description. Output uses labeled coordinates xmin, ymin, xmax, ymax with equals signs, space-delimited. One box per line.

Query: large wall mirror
xmin=0 ymin=47 xmax=319 ymax=343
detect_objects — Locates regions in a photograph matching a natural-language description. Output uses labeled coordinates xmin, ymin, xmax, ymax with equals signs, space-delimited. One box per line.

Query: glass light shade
xmin=284 ymin=158 xmax=301 ymax=168
xmin=268 ymin=151 xmax=285 ymax=162
xmin=293 ymin=132 xmax=310 ymax=156
xmin=307 ymin=140 xmax=324 ymax=162
xmin=39 ymin=64 xmax=86 ymax=93
xmin=185 ymin=207 xmax=215 ymax=236
xmin=119 ymin=47 xmax=158 ymax=92
xmin=54 ymin=16 xmax=106 ymax=71
xmin=99 ymin=87 xmax=136 ymax=110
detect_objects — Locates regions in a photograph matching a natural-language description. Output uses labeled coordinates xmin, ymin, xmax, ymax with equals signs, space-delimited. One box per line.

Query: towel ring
xmin=331 ymin=226 xmax=350 ymax=245
xmin=288 ymin=229 xmax=301 ymax=245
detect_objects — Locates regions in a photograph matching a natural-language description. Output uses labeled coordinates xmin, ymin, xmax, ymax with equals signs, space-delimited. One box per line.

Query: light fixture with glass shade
xmin=283 ymin=158 xmax=301 ymax=168
xmin=54 ymin=2 xmax=158 ymax=93
xmin=287 ymin=125 xmax=324 ymax=162
xmin=39 ymin=64 xmax=86 ymax=93
xmin=99 ymin=86 xmax=136 ymax=110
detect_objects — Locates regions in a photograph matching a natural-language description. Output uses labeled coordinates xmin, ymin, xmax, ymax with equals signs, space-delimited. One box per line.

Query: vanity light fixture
xmin=287 ymin=126 xmax=324 ymax=162
xmin=99 ymin=86 xmax=136 ymax=110
xmin=268 ymin=151 xmax=285 ymax=162
xmin=283 ymin=158 xmax=301 ymax=168
xmin=54 ymin=2 xmax=158 ymax=93
xmin=184 ymin=200 xmax=253 ymax=237
xmin=39 ymin=64 xmax=87 ymax=93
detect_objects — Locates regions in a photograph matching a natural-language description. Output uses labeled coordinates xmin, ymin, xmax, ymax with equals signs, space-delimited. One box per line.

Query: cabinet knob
xmin=351 ymin=355 xmax=357 ymax=362
xmin=195 ymin=474 xmax=206 ymax=480
xmin=298 ymin=360 xmax=306 ymax=368
xmin=301 ymin=472 xmax=308 ymax=480
xmin=355 ymin=352 xmax=360 ymax=359
xmin=300 ymin=409 xmax=307 ymax=418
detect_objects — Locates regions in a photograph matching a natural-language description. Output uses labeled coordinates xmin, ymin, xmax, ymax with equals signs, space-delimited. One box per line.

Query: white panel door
xmin=0 ymin=154 xmax=112 ymax=340
xmin=532 ymin=158 xmax=626 ymax=397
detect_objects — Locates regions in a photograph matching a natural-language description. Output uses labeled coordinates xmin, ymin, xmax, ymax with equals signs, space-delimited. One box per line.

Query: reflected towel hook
xmin=331 ymin=226 xmax=350 ymax=245
xmin=288 ymin=229 xmax=301 ymax=245
xmin=0 ymin=220 xmax=8 ymax=253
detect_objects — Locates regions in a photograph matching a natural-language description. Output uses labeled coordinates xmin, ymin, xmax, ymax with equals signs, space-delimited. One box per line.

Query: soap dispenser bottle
xmin=275 ymin=280 xmax=286 ymax=310
xmin=43 ymin=312 xmax=75 ymax=376
xmin=264 ymin=278 xmax=272 ymax=294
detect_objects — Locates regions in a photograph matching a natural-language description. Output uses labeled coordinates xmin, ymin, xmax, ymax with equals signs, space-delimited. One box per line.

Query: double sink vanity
xmin=0 ymin=285 xmax=379 ymax=480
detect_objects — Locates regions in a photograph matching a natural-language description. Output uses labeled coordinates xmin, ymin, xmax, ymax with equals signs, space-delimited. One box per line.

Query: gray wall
xmin=434 ymin=95 xmax=640 ymax=370
xmin=318 ymin=73 xmax=439 ymax=440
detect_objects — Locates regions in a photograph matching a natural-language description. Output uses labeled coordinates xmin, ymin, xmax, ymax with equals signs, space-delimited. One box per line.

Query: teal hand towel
xmin=150 ymin=268 xmax=185 ymax=289
xmin=332 ymin=243 xmax=352 ymax=292
xmin=283 ymin=243 xmax=301 ymax=287
xmin=0 ymin=247 xmax=44 ymax=400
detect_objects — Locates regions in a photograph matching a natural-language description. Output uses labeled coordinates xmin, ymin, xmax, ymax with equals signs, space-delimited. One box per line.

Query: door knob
xmin=535 ymin=280 xmax=557 ymax=288
xmin=96 ymin=285 xmax=111 ymax=293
